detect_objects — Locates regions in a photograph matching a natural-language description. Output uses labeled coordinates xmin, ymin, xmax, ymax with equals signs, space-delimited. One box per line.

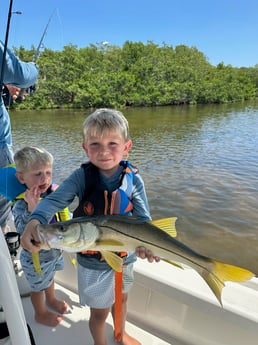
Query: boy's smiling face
xmin=82 ymin=130 xmax=132 ymax=177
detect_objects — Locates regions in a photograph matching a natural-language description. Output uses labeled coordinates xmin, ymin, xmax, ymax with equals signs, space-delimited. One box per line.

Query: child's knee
xmin=90 ymin=307 xmax=110 ymax=322
xmin=122 ymin=293 xmax=128 ymax=303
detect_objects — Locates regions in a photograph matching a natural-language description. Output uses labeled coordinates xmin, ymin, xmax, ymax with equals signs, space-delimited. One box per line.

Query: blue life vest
xmin=73 ymin=160 xmax=137 ymax=218
xmin=74 ymin=160 xmax=137 ymax=266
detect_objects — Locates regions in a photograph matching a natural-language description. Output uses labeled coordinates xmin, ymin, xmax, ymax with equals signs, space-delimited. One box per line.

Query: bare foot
xmin=47 ymin=299 xmax=68 ymax=314
xmin=35 ymin=310 xmax=63 ymax=327
xmin=120 ymin=332 xmax=142 ymax=345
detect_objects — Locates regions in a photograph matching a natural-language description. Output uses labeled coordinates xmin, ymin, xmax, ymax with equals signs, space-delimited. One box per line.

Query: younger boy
xmin=12 ymin=146 xmax=69 ymax=327
xmin=21 ymin=109 xmax=159 ymax=345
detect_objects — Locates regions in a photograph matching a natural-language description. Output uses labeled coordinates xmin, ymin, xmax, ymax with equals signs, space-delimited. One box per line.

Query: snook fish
xmin=36 ymin=215 xmax=254 ymax=304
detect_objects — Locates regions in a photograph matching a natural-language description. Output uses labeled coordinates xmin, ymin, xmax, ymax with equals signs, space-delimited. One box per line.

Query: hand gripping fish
xmin=36 ymin=215 xmax=254 ymax=305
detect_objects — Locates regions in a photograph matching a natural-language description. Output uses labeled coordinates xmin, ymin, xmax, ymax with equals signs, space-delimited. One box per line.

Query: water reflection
xmin=11 ymin=103 xmax=258 ymax=274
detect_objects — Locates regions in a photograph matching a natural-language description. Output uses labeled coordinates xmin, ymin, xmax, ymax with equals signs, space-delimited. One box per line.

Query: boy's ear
xmin=82 ymin=142 xmax=87 ymax=153
xmin=125 ymin=139 xmax=132 ymax=152
xmin=15 ymin=172 xmax=25 ymax=184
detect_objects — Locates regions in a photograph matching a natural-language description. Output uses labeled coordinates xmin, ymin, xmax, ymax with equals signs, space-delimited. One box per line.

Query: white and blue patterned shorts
xmin=20 ymin=249 xmax=64 ymax=292
xmin=78 ymin=261 xmax=134 ymax=309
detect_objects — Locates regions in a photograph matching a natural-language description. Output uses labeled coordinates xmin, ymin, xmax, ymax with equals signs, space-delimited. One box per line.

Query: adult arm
xmin=0 ymin=41 xmax=38 ymax=87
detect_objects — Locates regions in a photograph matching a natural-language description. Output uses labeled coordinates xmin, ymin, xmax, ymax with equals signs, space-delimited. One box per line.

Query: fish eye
xmin=59 ymin=225 xmax=66 ymax=232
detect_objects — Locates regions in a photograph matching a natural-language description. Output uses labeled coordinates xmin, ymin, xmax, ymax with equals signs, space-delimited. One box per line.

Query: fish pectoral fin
xmin=101 ymin=251 xmax=123 ymax=272
xmin=32 ymin=252 xmax=42 ymax=275
xmin=162 ymin=258 xmax=183 ymax=269
xmin=69 ymin=254 xmax=77 ymax=269
xmin=200 ymin=260 xmax=255 ymax=306
xmin=150 ymin=217 xmax=177 ymax=237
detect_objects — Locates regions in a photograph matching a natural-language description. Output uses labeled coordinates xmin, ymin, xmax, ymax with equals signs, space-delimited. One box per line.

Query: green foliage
xmin=13 ymin=42 xmax=257 ymax=109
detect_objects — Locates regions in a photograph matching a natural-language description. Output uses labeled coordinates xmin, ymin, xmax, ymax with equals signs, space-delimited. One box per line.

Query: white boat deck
xmin=21 ymin=282 xmax=171 ymax=345
xmin=2 ymin=229 xmax=258 ymax=345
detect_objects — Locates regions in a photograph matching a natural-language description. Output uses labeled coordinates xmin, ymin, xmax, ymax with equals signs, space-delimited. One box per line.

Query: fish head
xmin=36 ymin=220 xmax=99 ymax=252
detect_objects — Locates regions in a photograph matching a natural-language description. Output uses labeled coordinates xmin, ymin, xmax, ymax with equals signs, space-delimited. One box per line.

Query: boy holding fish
xmin=21 ymin=109 xmax=159 ymax=345
xmin=12 ymin=146 xmax=70 ymax=327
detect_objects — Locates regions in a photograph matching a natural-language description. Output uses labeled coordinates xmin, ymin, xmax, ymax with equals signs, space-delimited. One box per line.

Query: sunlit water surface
xmin=10 ymin=102 xmax=258 ymax=274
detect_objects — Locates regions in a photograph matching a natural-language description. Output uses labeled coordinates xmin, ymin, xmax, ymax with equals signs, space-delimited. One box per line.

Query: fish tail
xmin=201 ymin=260 xmax=255 ymax=305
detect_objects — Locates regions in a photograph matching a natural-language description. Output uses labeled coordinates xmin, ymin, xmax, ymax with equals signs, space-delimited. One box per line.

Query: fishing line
xmin=55 ymin=8 xmax=65 ymax=50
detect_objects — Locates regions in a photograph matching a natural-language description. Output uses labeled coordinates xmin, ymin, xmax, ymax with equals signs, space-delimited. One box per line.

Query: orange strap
xmin=114 ymin=267 xmax=123 ymax=342
xmin=80 ymin=250 xmax=128 ymax=257
xmin=80 ymin=250 xmax=99 ymax=255
xmin=104 ymin=190 xmax=108 ymax=215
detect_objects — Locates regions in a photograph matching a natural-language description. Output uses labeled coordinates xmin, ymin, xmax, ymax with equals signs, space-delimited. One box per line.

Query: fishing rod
xmin=15 ymin=9 xmax=56 ymax=103
xmin=1 ymin=5 xmax=55 ymax=105
xmin=0 ymin=0 xmax=21 ymax=96
xmin=33 ymin=9 xmax=55 ymax=62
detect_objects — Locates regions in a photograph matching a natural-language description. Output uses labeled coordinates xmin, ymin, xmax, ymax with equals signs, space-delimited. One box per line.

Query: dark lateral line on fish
xmin=99 ymin=224 xmax=221 ymax=280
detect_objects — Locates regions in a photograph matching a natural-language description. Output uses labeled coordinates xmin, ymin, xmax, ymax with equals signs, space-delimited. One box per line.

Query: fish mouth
xmin=38 ymin=230 xmax=62 ymax=248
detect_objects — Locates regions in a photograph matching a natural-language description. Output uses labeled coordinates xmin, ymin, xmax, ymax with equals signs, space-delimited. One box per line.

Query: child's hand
xmin=21 ymin=219 xmax=42 ymax=252
xmin=135 ymin=246 xmax=161 ymax=263
xmin=24 ymin=186 xmax=41 ymax=212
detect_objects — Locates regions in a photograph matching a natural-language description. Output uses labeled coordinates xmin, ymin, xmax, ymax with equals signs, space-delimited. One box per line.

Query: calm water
xmin=10 ymin=103 xmax=258 ymax=274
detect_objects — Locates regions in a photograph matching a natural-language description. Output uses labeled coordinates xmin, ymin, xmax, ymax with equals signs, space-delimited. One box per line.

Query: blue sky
xmin=1 ymin=0 xmax=258 ymax=67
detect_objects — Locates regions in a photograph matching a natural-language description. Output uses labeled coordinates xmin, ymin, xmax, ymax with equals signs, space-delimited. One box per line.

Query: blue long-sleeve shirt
xmin=30 ymin=165 xmax=151 ymax=223
xmin=0 ymin=41 xmax=39 ymax=148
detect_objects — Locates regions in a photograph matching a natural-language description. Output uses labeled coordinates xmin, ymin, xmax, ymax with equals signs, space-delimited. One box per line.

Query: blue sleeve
xmin=0 ymin=165 xmax=26 ymax=200
xmin=29 ymin=168 xmax=85 ymax=224
xmin=0 ymin=42 xmax=39 ymax=150
xmin=0 ymin=41 xmax=39 ymax=87
xmin=132 ymin=173 xmax=151 ymax=221
xmin=12 ymin=199 xmax=31 ymax=235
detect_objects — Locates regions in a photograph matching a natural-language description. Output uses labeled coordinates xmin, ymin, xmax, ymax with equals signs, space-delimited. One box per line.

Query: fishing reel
xmin=15 ymin=85 xmax=36 ymax=103
xmin=5 ymin=232 xmax=20 ymax=257
xmin=2 ymin=84 xmax=36 ymax=106
xmin=1 ymin=84 xmax=12 ymax=106
xmin=5 ymin=232 xmax=20 ymax=273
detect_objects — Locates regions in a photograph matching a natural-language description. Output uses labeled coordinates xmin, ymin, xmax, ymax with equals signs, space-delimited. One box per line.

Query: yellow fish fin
xmin=213 ymin=260 xmax=254 ymax=282
xmin=15 ymin=192 xmax=25 ymax=200
xmin=201 ymin=260 xmax=255 ymax=306
xmin=32 ymin=252 xmax=42 ymax=275
xmin=150 ymin=217 xmax=177 ymax=237
xmin=101 ymin=251 xmax=123 ymax=272
xmin=162 ymin=258 xmax=183 ymax=269
xmin=69 ymin=254 xmax=77 ymax=268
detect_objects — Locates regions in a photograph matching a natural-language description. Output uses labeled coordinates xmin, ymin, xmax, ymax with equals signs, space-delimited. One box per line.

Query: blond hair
xmin=82 ymin=108 xmax=130 ymax=144
xmin=14 ymin=146 xmax=53 ymax=173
